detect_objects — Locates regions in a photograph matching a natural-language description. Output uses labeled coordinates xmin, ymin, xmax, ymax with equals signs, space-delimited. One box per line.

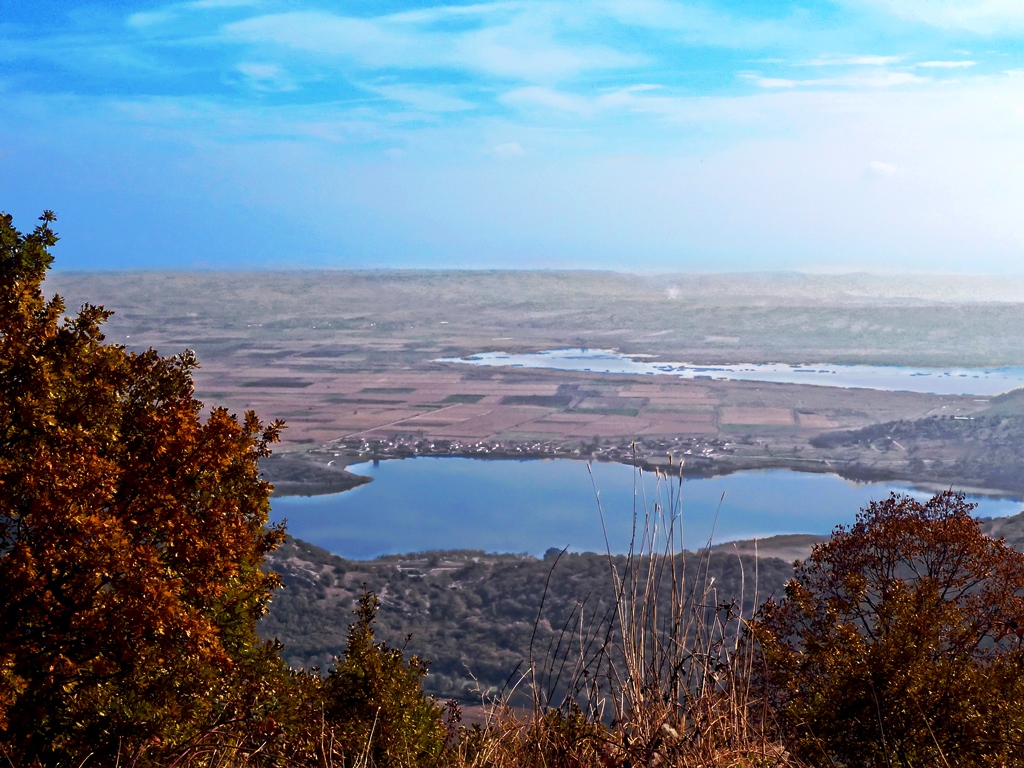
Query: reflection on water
xmin=437 ymin=348 xmax=1024 ymax=396
xmin=270 ymin=458 xmax=1022 ymax=559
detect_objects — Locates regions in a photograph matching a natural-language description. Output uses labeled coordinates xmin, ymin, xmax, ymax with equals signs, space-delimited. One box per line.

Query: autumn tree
xmin=0 ymin=212 xmax=287 ymax=765
xmin=752 ymin=491 xmax=1024 ymax=766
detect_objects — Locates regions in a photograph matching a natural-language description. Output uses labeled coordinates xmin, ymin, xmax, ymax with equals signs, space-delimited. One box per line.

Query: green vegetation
xmin=240 ymin=377 xmax=314 ymax=388
xmin=320 ymin=593 xmax=448 ymax=768
xmin=441 ymin=394 xmax=487 ymax=403
xmin=260 ymin=539 xmax=794 ymax=702
xmin=812 ymin=412 xmax=1024 ymax=492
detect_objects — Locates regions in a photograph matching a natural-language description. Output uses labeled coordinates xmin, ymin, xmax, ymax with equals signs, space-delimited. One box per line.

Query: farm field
xmin=43 ymin=270 xmax=1024 ymax=494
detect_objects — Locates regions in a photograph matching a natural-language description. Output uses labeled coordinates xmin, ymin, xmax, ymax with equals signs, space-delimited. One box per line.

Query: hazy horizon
xmin=42 ymin=268 xmax=1024 ymax=307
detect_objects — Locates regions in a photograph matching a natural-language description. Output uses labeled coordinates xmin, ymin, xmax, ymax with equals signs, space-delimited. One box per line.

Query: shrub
xmin=322 ymin=592 xmax=446 ymax=767
xmin=0 ymin=211 xmax=287 ymax=766
xmin=752 ymin=491 xmax=1024 ymax=767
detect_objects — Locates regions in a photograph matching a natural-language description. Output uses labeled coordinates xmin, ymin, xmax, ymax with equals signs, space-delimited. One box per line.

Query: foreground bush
xmin=0 ymin=211 xmax=451 ymax=768
xmin=321 ymin=592 xmax=447 ymax=767
xmin=0 ymin=212 xmax=292 ymax=764
xmin=752 ymin=491 xmax=1024 ymax=766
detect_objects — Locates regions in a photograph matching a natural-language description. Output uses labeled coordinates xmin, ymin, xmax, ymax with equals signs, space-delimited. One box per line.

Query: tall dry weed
xmin=455 ymin=453 xmax=803 ymax=768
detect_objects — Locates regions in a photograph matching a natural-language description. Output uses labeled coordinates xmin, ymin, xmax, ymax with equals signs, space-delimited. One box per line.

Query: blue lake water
xmin=437 ymin=348 xmax=1024 ymax=396
xmin=270 ymin=458 xmax=1023 ymax=560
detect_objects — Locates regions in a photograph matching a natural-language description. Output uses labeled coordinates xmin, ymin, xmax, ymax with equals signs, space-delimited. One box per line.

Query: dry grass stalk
xmin=470 ymin=451 xmax=805 ymax=768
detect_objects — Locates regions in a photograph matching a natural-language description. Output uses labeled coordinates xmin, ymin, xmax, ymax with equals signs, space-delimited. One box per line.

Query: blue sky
xmin=2 ymin=0 xmax=1023 ymax=271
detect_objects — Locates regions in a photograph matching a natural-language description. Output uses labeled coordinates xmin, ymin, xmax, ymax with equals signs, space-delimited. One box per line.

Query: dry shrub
xmin=454 ymin=459 xmax=804 ymax=768
xmin=751 ymin=491 xmax=1024 ymax=767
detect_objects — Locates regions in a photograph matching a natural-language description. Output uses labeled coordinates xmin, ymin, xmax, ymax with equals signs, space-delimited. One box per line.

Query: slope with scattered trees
xmin=260 ymin=539 xmax=795 ymax=702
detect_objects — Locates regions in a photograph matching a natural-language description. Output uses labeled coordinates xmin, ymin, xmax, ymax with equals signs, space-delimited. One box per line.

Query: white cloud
xmin=851 ymin=72 xmax=930 ymax=87
xmin=501 ymin=86 xmax=595 ymax=116
xmin=917 ymin=60 xmax=977 ymax=68
xmin=744 ymin=71 xmax=929 ymax=89
xmin=849 ymin=0 xmax=1024 ymax=33
xmin=224 ymin=13 xmax=419 ymax=63
xmin=747 ymin=76 xmax=799 ymax=89
xmin=595 ymin=0 xmax=807 ymax=49
xmin=189 ymin=0 xmax=258 ymax=8
xmin=127 ymin=9 xmax=176 ymax=27
xmin=808 ymin=55 xmax=904 ymax=66
xmin=127 ymin=0 xmax=256 ymax=27
xmin=222 ymin=9 xmax=640 ymax=83
xmin=869 ymin=159 xmax=901 ymax=176
xmin=235 ymin=62 xmax=297 ymax=92
xmin=385 ymin=2 xmax=523 ymax=25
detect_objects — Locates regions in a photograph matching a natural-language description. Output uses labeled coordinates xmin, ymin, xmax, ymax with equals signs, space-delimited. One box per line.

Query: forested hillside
xmin=261 ymin=538 xmax=797 ymax=701
xmin=810 ymin=389 xmax=1024 ymax=493
xmin=263 ymin=503 xmax=1024 ymax=703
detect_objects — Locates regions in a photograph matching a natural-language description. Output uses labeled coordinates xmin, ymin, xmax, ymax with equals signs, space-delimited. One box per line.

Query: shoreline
xmin=266 ymin=445 xmax=1024 ymax=504
xmin=440 ymin=349 xmax=1024 ymax=398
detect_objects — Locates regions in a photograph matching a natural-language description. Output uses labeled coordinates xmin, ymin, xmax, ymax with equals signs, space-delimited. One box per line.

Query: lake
xmin=437 ymin=348 xmax=1024 ymax=396
xmin=270 ymin=458 xmax=1023 ymax=559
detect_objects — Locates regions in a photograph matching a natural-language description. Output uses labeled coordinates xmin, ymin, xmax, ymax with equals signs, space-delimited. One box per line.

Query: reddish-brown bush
xmin=752 ymin=491 xmax=1024 ymax=766
xmin=0 ymin=211 xmax=286 ymax=765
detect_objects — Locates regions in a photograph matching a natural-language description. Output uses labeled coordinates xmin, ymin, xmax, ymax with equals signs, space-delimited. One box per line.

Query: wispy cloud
xmin=128 ymin=0 xmax=257 ymax=28
xmin=744 ymin=71 xmax=929 ymax=89
xmin=595 ymin=0 xmax=811 ymax=49
xmin=917 ymin=60 xmax=977 ymax=68
xmin=372 ymin=85 xmax=478 ymax=113
xmin=234 ymin=62 xmax=298 ymax=92
xmin=222 ymin=8 xmax=641 ymax=83
xmin=849 ymin=0 xmax=1024 ymax=33
xmin=807 ymin=55 xmax=904 ymax=66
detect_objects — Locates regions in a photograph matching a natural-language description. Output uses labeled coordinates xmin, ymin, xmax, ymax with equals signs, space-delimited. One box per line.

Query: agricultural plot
xmin=42 ymin=270 xmax=1024 ymax=495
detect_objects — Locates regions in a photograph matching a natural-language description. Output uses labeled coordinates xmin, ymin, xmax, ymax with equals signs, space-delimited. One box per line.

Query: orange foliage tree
xmin=753 ymin=491 xmax=1024 ymax=766
xmin=0 ymin=212 xmax=286 ymax=765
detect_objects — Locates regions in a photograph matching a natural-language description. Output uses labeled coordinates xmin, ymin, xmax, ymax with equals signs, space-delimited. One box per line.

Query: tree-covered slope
xmin=260 ymin=538 xmax=795 ymax=701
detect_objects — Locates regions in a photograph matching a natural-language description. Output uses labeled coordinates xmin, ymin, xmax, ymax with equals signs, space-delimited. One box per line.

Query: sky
xmin=1 ymin=0 xmax=1023 ymax=271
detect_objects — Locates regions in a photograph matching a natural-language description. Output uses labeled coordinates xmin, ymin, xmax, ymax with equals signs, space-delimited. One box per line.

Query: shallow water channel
xmin=270 ymin=458 xmax=1023 ymax=559
xmin=438 ymin=348 xmax=1024 ymax=396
